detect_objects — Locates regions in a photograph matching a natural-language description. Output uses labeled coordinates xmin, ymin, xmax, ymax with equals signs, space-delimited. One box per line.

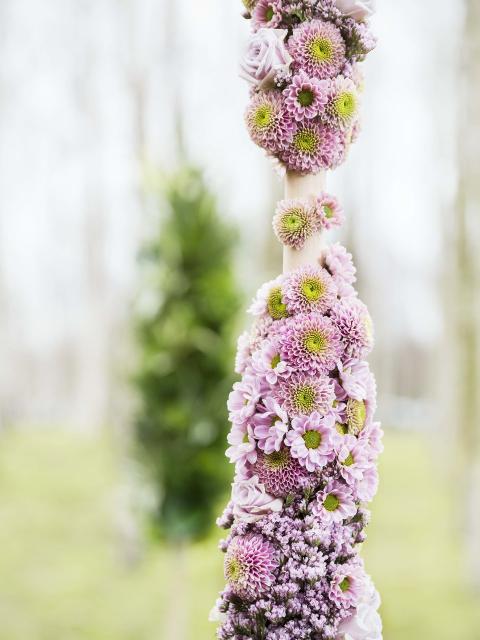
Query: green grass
xmin=0 ymin=429 xmax=478 ymax=639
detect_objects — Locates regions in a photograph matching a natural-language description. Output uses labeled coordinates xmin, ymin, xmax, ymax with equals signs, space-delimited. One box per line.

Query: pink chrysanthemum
xmin=226 ymin=423 xmax=257 ymax=468
xmin=227 ymin=376 xmax=262 ymax=425
xmin=280 ymin=314 xmax=342 ymax=375
xmin=283 ymin=71 xmax=329 ymax=121
xmin=285 ymin=411 xmax=335 ymax=472
xmin=245 ymin=91 xmax=293 ymax=153
xmin=329 ymin=562 xmax=365 ymax=608
xmin=337 ymin=358 xmax=371 ymax=401
xmin=283 ymin=265 xmax=337 ymax=315
xmin=312 ymin=480 xmax=357 ymax=524
xmin=288 ymin=20 xmax=346 ymax=80
xmin=234 ymin=331 xmax=252 ymax=375
xmin=253 ymin=396 xmax=289 ymax=454
xmin=251 ymin=0 xmax=283 ymax=31
xmin=322 ymin=242 xmax=357 ymax=297
xmin=337 ymin=434 xmax=370 ymax=485
xmin=253 ymin=447 xmax=309 ymax=497
xmin=330 ymin=297 xmax=374 ymax=359
xmin=272 ymin=198 xmax=320 ymax=250
xmin=224 ymin=534 xmax=277 ymax=598
xmin=280 ymin=121 xmax=345 ymax=174
xmin=316 ymin=192 xmax=345 ymax=230
xmin=277 ymin=372 xmax=335 ymax=416
xmin=251 ymin=338 xmax=291 ymax=386
xmin=325 ymin=75 xmax=360 ymax=130
xmin=248 ymin=275 xmax=288 ymax=319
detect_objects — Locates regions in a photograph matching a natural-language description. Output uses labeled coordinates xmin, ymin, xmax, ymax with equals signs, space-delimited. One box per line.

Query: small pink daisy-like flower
xmin=277 ymin=372 xmax=335 ymax=416
xmin=358 ymin=420 xmax=384 ymax=460
xmin=312 ymin=480 xmax=357 ymax=524
xmin=272 ymin=198 xmax=320 ymax=250
xmin=251 ymin=338 xmax=291 ymax=386
xmin=248 ymin=275 xmax=287 ymax=319
xmin=227 ymin=376 xmax=262 ymax=425
xmin=355 ymin=464 xmax=379 ymax=502
xmin=330 ymin=297 xmax=374 ymax=359
xmin=245 ymin=91 xmax=293 ymax=153
xmin=325 ymin=75 xmax=360 ymax=130
xmin=280 ymin=314 xmax=342 ymax=375
xmin=285 ymin=411 xmax=335 ymax=472
xmin=251 ymin=0 xmax=283 ymax=31
xmin=252 ymin=447 xmax=310 ymax=497
xmin=224 ymin=534 xmax=277 ymax=599
xmin=283 ymin=71 xmax=329 ymax=121
xmin=235 ymin=331 xmax=252 ymax=375
xmin=283 ymin=265 xmax=337 ymax=315
xmin=315 ymin=192 xmax=345 ymax=230
xmin=322 ymin=242 xmax=357 ymax=297
xmin=288 ymin=20 xmax=346 ymax=80
xmin=337 ymin=434 xmax=369 ymax=485
xmin=280 ymin=121 xmax=345 ymax=174
xmin=226 ymin=423 xmax=258 ymax=468
xmin=253 ymin=396 xmax=289 ymax=453
xmin=329 ymin=562 xmax=366 ymax=608
xmin=337 ymin=358 xmax=372 ymax=401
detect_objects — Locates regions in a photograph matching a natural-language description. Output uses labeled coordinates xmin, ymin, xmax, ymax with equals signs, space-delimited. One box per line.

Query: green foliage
xmin=133 ymin=167 xmax=240 ymax=543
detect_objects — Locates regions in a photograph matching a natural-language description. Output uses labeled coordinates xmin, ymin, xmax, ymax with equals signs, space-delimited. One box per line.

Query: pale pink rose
xmin=231 ymin=475 xmax=283 ymax=523
xmin=335 ymin=0 xmax=376 ymax=21
xmin=240 ymin=28 xmax=292 ymax=89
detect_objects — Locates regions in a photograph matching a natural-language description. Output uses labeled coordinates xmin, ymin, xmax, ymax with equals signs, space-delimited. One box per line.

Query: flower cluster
xmin=240 ymin=0 xmax=376 ymax=173
xmin=213 ymin=245 xmax=383 ymax=639
xmin=273 ymin=192 xmax=344 ymax=249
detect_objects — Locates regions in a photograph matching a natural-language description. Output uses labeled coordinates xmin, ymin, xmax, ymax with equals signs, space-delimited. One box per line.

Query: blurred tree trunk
xmin=451 ymin=0 xmax=480 ymax=589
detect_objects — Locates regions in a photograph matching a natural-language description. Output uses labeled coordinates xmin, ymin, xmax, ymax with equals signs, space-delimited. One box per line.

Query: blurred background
xmin=0 ymin=0 xmax=479 ymax=638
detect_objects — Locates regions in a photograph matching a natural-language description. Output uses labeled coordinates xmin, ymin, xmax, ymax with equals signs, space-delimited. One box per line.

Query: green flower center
xmin=267 ymin=287 xmax=289 ymax=320
xmin=302 ymin=430 xmax=321 ymax=449
xmin=323 ymin=493 xmax=340 ymax=512
xmin=225 ymin=556 xmax=244 ymax=583
xmin=323 ymin=204 xmax=333 ymax=219
xmin=297 ymin=88 xmax=315 ymax=107
xmin=346 ymin=399 xmax=367 ymax=435
xmin=336 ymin=422 xmax=349 ymax=435
xmin=242 ymin=433 xmax=250 ymax=444
xmin=264 ymin=448 xmax=290 ymax=471
xmin=308 ymin=36 xmax=333 ymax=63
xmin=271 ymin=354 xmax=281 ymax=369
xmin=334 ymin=92 xmax=357 ymax=120
xmin=293 ymin=384 xmax=316 ymax=413
xmin=343 ymin=453 xmax=354 ymax=466
xmin=254 ymin=104 xmax=274 ymax=129
xmin=265 ymin=5 xmax=274 ymax=20
xmin=301 ymin=277 xmax=325 ymax=302
xmin=293 ymin=129 xmax=318 ymax=154
xmin=339 ymin=577 xmax=351 ymax=592
xmin=282 ymin=210 xmax=306 ymax=233
xmin=303 ymin=330 xmax=327 ymax=354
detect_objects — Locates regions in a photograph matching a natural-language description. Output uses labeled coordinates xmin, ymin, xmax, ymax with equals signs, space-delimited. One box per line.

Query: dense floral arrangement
xmin=211 ymin=238 xmax=383 ymax=639
xmin=210 ymin=1 xmax=382 ymax=637
xmin=240 ymin=0 xmax=376 ymax=173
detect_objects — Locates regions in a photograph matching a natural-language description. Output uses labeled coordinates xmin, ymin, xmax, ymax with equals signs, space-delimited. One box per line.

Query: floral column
xmin=211 ymin=1 xmax=383 ymax=639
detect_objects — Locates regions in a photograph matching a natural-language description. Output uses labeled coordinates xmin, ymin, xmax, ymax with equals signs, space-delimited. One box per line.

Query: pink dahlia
xmin=245 ymin=91 xmax=293 ymax=153
xmin=277 ymin=372 xmax=335 ymax=416
xmin=325 ymin=75 xmax=360 ymax=130
xmin=280 ymin=121 xmax=345 ymax=174
xmin=283 ymin=71 xmax=329 ymax=121
xmin=337 ymin=434 xmax=369 ymax=485
xmin=285 ymin=411 xmax=335 ymax=472
xmin=253 ymin=396 xmax=289 ymax=453
xmin=316 ymin=192 xmax=345 ymax=230
xmin=272 ymin=197 xmax=320 ymax=250
xmin=330 ymin=297 xmax=374 ymax=359
xmin=280 ymin=314 xmax=342 ymax=375
xmin=251 ymin=338 xmax=291 ymax=386
xmin=288 ymin=20 xmax=346 ymax=80
xmin=329 ymin=562 xmax=366 ymax=608
xmin=313 ymin=480 xmax=357 ymax=524
xmin=224 ymin=534 xmax=277 ymax=598
xmin=322 ymin=242 xmax=357 ymax=297
xmin=253 ymin=447 xmax=310 ymax=497
xmin=251 ymin=0 xmax=283 ymax=31
xmin=226 ymin=423 xmax=258 ymax=468
xmin=283 ymin=265 xmax=337 ymax=315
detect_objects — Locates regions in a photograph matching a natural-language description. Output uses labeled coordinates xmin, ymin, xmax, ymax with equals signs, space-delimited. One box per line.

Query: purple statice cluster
xmin=211 ymin=239 xmax=383 ymax=639
xmin=240 ymin=0 xmax=376 ymax=174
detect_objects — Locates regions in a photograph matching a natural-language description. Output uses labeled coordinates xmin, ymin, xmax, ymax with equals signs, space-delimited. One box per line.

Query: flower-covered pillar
xmin=211 ymin=2 xmax=383 ymax=639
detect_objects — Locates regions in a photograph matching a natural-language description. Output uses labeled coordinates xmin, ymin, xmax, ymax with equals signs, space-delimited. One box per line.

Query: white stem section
xmin=283 ymin=171 xmax=327 ymax=274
